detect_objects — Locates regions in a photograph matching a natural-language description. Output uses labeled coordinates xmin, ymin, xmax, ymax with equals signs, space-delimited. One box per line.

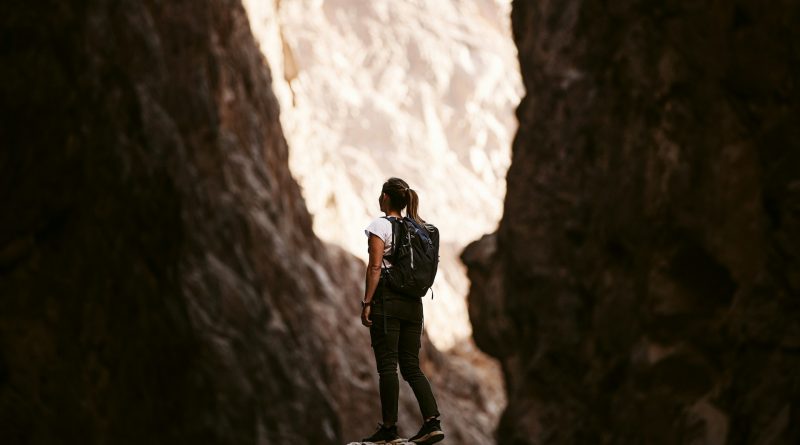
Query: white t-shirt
xmin=364 ymin=216 xmax=395 ymax=267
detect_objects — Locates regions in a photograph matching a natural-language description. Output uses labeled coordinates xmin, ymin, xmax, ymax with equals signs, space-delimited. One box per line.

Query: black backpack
xmin=381 ymin=216 xmax=440 ymax=298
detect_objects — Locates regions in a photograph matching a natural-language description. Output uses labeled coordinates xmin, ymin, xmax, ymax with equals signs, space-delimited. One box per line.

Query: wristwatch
xmin=361 ymin=299 xmax=372 ymax=308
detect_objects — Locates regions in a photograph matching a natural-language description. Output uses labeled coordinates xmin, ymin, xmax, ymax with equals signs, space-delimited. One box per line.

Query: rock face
xmin=464 ymin=1 xmax=800 ymax=444
xmin=1 ymin=0 xmax=339 ymax=442
xmin=0 ymin=0 xmax=496 ymax=444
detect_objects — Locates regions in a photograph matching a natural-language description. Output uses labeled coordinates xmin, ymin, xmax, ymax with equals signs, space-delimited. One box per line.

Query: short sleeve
xmin=364 ymin=217 xmax=394 ymax=264
xmin=364 ymin=217 xmax=392 ymax=244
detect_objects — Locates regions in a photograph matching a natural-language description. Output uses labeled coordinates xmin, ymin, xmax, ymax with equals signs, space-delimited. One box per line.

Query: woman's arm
xmin=361 ymin=234 xmax=385 ymax=327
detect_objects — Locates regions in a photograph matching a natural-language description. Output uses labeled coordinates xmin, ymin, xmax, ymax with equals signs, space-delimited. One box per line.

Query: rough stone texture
xmin=464 ymin=0 xmax=800 ymax=444
xmin=0 ymin=0 xmax=495 ymax=444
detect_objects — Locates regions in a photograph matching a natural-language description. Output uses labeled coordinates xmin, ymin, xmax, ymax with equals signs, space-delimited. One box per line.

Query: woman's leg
xmin=370 ymin=315 xmax=401 ymax=425
xmin=397 ymin=319 xmax=440 ymax=420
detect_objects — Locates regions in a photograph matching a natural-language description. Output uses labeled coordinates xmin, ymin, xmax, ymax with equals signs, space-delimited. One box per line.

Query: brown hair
xmin=381 ymin=177 xmax=425 ymax=225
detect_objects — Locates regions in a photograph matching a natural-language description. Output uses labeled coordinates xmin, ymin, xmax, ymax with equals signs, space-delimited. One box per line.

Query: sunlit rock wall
xmin=244 ymin=0 xmax=522 ymax=349
xmin=0 ymin=0 xmax=500 ymax=443
xmin=464 ymin=0 xmax=800 ymax=444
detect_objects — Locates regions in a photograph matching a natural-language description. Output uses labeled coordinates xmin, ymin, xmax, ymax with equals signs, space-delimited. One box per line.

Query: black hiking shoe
xmin=409 ymin=417 xmax=444 ymax=444
xmin=361 ymin=423 xmax=404 ymax=444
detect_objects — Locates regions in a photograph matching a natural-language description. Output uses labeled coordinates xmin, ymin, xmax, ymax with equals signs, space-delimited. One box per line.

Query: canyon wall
xmin=464 ymin=0 xmax=800 ymax=444
xmin=1 ymin=0 xmax=496 ymax=443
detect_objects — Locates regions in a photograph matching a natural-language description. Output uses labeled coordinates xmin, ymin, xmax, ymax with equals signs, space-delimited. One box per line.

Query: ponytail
xmin=405 ymin=188 xmax=425 ymax=225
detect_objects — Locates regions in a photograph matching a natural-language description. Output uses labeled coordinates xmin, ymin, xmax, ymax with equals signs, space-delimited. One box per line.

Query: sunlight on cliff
xmin=244 ymin=0 xmax=522 ymax=351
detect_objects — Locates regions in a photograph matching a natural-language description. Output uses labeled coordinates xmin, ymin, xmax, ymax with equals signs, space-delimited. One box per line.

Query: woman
xmin=360 ymin=177 xmax=444 ymax=444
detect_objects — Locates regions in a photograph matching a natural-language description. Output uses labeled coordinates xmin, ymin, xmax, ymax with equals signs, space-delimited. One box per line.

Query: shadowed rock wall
xmin=464 ymin=0 xmax=800 ymax=444
xmin=1 ymin=0 xmax=499 ymax=443
xmin=0 ymin=0 xmax=340 ymax=442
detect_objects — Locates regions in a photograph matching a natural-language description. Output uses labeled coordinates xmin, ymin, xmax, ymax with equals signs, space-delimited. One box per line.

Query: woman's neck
xmin=385 ymin=210 xmax=402 ymax=218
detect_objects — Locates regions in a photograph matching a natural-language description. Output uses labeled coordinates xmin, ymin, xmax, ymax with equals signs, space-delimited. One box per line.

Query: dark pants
xmin=370 ymin=314 xmax=440 ymax=424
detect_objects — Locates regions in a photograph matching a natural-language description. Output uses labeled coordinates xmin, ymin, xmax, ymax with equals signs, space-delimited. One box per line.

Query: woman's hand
xmin=361 ymin=304 xmax=372 ymax=327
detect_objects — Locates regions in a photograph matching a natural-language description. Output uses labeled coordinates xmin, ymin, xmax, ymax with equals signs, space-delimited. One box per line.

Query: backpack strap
xmin=381 ymin=216 xmax=398 ymax=269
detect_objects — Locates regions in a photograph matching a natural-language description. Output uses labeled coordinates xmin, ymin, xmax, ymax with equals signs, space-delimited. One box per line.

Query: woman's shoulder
xmin=365 ymin=216 xmax=393 ymax=237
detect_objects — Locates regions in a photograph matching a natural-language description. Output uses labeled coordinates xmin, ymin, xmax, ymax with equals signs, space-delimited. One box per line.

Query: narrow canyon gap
xmin=243 ymin=0 xmax=523 ymax=351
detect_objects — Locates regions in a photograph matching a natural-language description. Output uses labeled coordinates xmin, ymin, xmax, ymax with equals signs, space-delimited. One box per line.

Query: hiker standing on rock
xmin=359 ymin=177 xmax=445 ymax=444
